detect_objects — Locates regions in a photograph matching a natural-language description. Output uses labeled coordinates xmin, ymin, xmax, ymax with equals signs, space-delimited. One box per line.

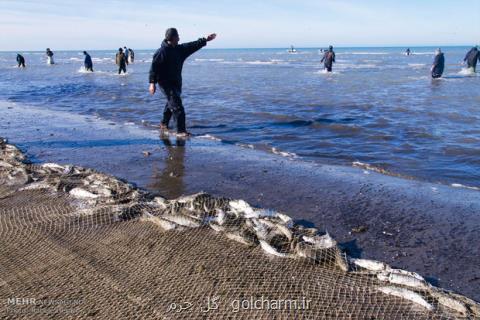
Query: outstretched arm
xmin=181 ymin=33 xmax=217 ymax=59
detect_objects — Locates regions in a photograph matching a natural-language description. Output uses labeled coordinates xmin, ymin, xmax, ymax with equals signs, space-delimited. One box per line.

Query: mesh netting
xmin=1 ymin=137 xmax=479 ymax=319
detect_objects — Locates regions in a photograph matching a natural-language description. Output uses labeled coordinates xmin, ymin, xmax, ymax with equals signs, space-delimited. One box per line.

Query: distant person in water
xmin=124 ymin=46 xmax=129 ymax=65
xmin=16 ymin=54 xmax=25 ymax=68
xmin=321 ymin=45 xmax=335 ymax=72
xmin=149 ymin=28 xmax=217 ymax=137
xmin=128 ymin=48 xmax=134 ymax=63
xmin=463 ymin=46 xmax=480 ymax=72
xmin=406 ymin=48 xmax=411 ymax=56
xmin=431 ymin=48 xmax=445 ymax=79
xmin=46 ymin=48 xmax=54 ymax=64
xmin=83 ymin=51 xmax=93 ymax=72
xmin=116 ymin=48 xmax=127 ymax=74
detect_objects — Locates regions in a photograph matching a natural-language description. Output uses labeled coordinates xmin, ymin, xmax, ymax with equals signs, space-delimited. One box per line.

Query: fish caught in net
xmin=0 ymin=137 xmax=479 ymax=319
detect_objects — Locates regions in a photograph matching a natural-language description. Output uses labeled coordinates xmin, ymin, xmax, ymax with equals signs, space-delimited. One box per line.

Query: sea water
xmin=0 ymin=46 xmax=478 ymax=188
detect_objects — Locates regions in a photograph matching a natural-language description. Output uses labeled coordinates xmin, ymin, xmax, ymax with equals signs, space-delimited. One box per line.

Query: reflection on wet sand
xmin=148 ymin=136 xmax=186 ymax=198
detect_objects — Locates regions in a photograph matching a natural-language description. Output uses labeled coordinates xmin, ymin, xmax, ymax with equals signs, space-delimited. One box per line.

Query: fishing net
xmin=1 ymin=137 xmax=479 ymax=319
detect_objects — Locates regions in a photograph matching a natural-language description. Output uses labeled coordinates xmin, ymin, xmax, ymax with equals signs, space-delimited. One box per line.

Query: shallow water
xmin=0 ymin=47 xmax=479 ymax=188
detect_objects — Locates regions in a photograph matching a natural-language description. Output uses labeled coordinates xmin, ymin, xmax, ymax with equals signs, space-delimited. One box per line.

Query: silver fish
xmin=377 ymin=286 xmax=433 ymax=311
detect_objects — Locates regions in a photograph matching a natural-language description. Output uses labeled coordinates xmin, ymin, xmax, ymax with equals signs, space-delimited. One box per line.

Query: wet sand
xmin=1 ymin=101 xmax=479 ymax=303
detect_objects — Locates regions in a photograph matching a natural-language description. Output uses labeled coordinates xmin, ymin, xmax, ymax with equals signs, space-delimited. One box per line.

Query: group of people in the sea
xmin=422 ymin=46 xmax=479 ymax=79
xmin=318 ymin=45 xmax=479 ymax=78
xmin=10 ymin=30 xmax=480 ymax=137
xmin=115 ymin=46 xmax=135 ymax=74
xmin=15 ymin=46 xmax=135 ymax=74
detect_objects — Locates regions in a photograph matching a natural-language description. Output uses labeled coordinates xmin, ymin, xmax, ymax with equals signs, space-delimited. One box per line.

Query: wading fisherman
xmin=149 ymin=28 xmax=217 ymax=137
xmin=124 ymin=46 xmax=129 ymax=65
xmin=83 ymin=51 xmax=93 ymax=72
xmin=431 ymin=48 xmax=445 ymax=79
xmin=128 ymin=48 xmax=135 ymax=63
xmin=464 ymin=46 xmax=480 ymax=72
xmin=16 ymin=54 xmax=25 ymax=68
xmin=46 ymin=48 xmax=54 ymax=64
xmin=116 ymin=48 xmax=127 ymax=74
xmin=321 ymin=45 xmax=336 ymax=72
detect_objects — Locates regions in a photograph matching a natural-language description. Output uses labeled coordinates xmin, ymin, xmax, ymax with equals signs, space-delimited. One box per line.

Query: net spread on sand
xmin=0 ymin=137 xmax=479 ymax=319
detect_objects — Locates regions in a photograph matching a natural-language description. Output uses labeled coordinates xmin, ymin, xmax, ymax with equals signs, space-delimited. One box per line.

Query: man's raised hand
xmin=206 ymin=34 xmax=217 ymax=42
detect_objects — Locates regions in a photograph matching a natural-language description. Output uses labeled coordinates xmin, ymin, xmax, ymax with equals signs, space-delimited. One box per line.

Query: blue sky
xmin=0 ymin=0 xmax=478 ymax=50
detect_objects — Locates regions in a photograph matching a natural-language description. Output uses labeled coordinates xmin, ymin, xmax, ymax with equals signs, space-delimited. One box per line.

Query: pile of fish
xmin=1 ymin=137 xmax=479 ymax=318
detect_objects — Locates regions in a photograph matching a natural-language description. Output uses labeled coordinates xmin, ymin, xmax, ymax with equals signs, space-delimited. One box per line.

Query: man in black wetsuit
xmin=321 ymin=45 xmax=336 ymax=72
xmin=83 ymin=51 xmax=93 ymax=72
xmin=431 ymin=48 xmax=444 ymax=79
xmin=116 ymin=48 xmax=127 ymax=74
xmin=16 ymin=54 xmax=25 ymax=68
xmin=149 ymin=28 xmax=217 ymax=137
xmin=464 ymin=46 xmax=480 ymax=72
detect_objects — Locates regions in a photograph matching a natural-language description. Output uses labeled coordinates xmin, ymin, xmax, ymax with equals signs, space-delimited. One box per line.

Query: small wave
xmin=451 ymin=183 xmax=480 ymax=191
xmin=77 ymin=67 xmax=94 ymax=74
xmin=91 ymin=58 xmax=114 ymax=63
xmin=342 ymin=52 xmax=388 ymax=55
xmin=315 ymin=69 xmax=341 ymax=75
xmin=245 ymin=60 xmax=279 ymax=65
xmin=352 ymin=161 xmax=413 ymax=179
xmin=408 ymin=63 xmax=427 ymax=68
xmin=236 ymin=143 xmax=254 ymax=149
xmin=194 ymin=58 xmax=224 ymax=62
xmin=407 ymin=75 xmax=429 ymax=80
xmin=337 ymin=63 xmax=377 ymax=69
xmin=69 ymin=57 xmax=83 ymax=62
xmin=197 ymin=134 xmax=222 ymax=142
xmin=271 ymin=147 xmax=298 ymax=159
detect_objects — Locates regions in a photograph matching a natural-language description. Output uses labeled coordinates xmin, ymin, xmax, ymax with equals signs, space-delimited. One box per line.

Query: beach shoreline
xmin=1 ymin=101 xmax=479 ymax=302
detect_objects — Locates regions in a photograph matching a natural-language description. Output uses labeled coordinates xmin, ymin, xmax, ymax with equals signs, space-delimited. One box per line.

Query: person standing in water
xmin=463 ymin=46 xmax=480 ymax=72
xmin=149 ymin=28 xmax=217 ymax=137
xmin=128 ymin=48 xmax=134 ymax=63
xmin=405 ymin=48 xmax=411 ymax=56
xmin=123 ymin=46 xmax=129 ymax=65
xmin=321 ymin=45 xmax=336 ymax=72
xmin=83 ymin=51 xmax=93 ymax=72
xmin=46 ymin=48 xmax=54 ymax=64
xmin=116 ymin=48 xmax=127 ymax=74
xmin=431 ymin=48 xmax=445 ymax=79
xmin=16 ymin=54 xmax=25 ymax=68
